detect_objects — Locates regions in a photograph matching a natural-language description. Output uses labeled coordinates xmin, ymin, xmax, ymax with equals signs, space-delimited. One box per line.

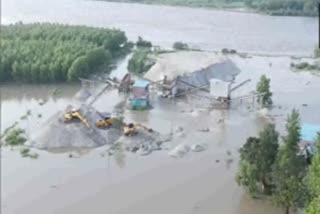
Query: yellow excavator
xmin=123 ymin=123 xmax=153 ymax=136
xmin=64 ymin=110 xmax=90 ymax=128
xmin=95 ymin=117 xmax=113 ymax=128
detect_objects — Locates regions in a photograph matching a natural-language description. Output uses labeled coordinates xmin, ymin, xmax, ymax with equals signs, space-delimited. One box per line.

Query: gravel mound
xmin=30 ymin=105 xmax=122 ymax=151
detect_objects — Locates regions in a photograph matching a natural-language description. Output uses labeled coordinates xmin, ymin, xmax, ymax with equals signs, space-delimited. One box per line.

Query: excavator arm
xmin=64 ymin=111 xmax=90 ymax=128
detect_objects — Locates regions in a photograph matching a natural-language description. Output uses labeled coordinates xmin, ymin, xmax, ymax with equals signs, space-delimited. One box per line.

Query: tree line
xmin=105 ymin=0 xmax=319 ymax=16
xmin=236 ymin=110 xmax=320 ymax=213
xmin=0 ymin=23 xmax=129 ymax=83
xmin=245 ymin=0 xmax=318 ymax=16
xmin=127 ymin=37 xmax=155 ymax=74
xmin=236 ymin=75 xmax=320 ymax=213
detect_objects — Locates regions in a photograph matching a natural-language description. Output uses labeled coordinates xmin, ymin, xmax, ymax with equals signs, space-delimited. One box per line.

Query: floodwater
xmin=2 ymin=54 xmax=320 ymax=214
xmin=2 ymin=0 xmax=318 ymax=56
xmin=1 ymin=0 xmax=320 ymax=213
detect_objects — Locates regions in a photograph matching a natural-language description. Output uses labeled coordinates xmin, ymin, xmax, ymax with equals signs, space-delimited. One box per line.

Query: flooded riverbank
xmin=2 ymin=53 xmax=320 ymax=214
xmin=1 ymin=0 xmax=320 ymax=212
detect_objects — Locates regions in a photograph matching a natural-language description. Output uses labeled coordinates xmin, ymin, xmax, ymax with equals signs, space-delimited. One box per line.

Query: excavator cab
xmin=123 ymin=123 xmax=153 ymax=136
xmin=95 ymin=117 xmax=113 ymax=128
xmin=124 ymin=123 xmax=136 ymax=136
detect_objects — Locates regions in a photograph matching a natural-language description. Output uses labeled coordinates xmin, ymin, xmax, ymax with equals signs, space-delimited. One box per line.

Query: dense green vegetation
xmin=0 ymin=23 xmax=129 ymax=83
xmin=128 ymin=37 xmax=155 ymax=74
xmin=104 ymin=0 xmax=319 ymax=16
xmin=136 ymin=36 xmax=152 ymax=49
xmin=291 ymin=62 xmax=320 ymax=70
xmin=173 ymin=41 xmax=189 ymax=50
xmin=237 ymin=110 xmax=320 ymax=214
xmin=5 ymin=128 xmax=27 ymax=146
xmin=127 ymin=49 xmax=155 ymax=74
xmin=305 ymin=135 xmax=320 ymax=214
xmin=236 ymin=124 xmax=279 ymax=196
xmin=256 ymin=75 xmax=273 ymax=107
xmin=272 ymin=110 xmax=308 ymax=214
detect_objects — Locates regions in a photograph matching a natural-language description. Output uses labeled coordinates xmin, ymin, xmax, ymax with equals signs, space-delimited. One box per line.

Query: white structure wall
xmin=210 ymin=79 xmax=231 ymax=98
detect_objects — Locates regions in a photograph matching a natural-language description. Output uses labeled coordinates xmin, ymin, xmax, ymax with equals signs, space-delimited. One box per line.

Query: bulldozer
xmin=64 ymin=109 xmax=90 ymax=128
xmin=123 ymin=123 xmax=153 ymax=136
xmin=95 ymin=117 xmax=113 ymax=128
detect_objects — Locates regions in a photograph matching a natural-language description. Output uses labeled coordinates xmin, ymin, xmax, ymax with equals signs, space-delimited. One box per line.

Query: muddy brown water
xmin=1 ymin=0 xmax=320 ymax=213
xmin=2 ymin=0 xmax=317 ymax=56
xmin=2 ymin=54 xmax=320 ymax=214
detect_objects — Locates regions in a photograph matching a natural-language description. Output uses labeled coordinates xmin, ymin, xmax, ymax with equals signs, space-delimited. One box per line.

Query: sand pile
xmin=145 ymin=51 xmax=225 ymax=82
xmin=30 ymin=105 xmax=122 ymax=151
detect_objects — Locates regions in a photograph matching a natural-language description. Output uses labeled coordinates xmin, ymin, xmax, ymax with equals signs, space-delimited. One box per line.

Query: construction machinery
xmin=95 ymin=117 xmax=113 ymax=128
xmin=64 ymin=109 xmax=90 ymax=128
xmin=123 ymin=123 xmax=153 ymax=136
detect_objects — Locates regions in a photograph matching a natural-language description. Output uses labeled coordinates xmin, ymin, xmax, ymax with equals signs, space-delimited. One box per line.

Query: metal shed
xmin=130 ymin=79 xmax=150 ymax=110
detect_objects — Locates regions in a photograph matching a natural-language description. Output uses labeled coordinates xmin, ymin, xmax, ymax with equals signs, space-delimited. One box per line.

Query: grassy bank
xmin=100 ymin=0 xmax=318 ymax=16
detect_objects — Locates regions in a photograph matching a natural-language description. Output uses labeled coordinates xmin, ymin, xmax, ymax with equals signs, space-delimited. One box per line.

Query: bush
xmin=136 ymin=36 xmax=152 ymax=49
xmin=20 ymin=147 xmax=30 ymax=157
xmin=230 ymin=49 xmax=237 ymax=54
xmin=127 ymin=49 xmax=155 ymax=74
xmin=307 ymin=64 xmax=317 ymax=70
xmin=173 ymin=42 xmax=189 ymax=50
xmin=221 ymin=48 xmax=237 ymax=54
xmin=295 ymin=62 xmax=309 ymax=70
xmin=5 ymin=128 xmax=27 ymax=146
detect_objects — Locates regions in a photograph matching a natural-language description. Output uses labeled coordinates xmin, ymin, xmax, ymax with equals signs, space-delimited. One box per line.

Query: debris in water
xmin=175 ymin=126 xmax=184 ymax=133
xmin=168 ymin=144 xmax=190 ymax=158
xmin=217 ymin=118 xmax=224 ymax=124
xmin=20 ymin=147 xmax=30 ymax=157
xmin=117 ymin=129 xmax=169 ymax=156
xmin=38 ymin=99 xmax=47 ymax=106
xmin=52 ymin=88 xmax=63 ymax=97
xmin=257 ymin=108 xmax=269 ymax=118
xmin=191 ymin=144 xmax=207 ymax=152
xmin=197 ymin=128 xmax=210 ymax=132
xmin=29 ymin=152 xmax=39 ymax=159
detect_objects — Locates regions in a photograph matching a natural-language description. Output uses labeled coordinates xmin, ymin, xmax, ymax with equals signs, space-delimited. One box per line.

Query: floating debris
xmin=191 ymin=144 xmax=207 ymax=152
xmin=168 ymin=144 xmax=190 ymax=158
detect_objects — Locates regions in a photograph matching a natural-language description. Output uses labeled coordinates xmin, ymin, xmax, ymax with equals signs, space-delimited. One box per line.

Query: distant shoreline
xmin=96 ymin=0 xmax=317 ymax=17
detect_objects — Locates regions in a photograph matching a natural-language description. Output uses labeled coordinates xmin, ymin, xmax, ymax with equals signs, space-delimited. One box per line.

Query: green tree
xmin=0 ymin=23 xmax=128 ymax=83
xmin=272 ymin=109 xmax=307 ymax=214
xmin=136 ymin=36 xmax=152 ymax=49
xmin=68 ymin=56 xmax=89 ymax=81
xmin=304 ymin=134 xmax=320 ymax=214
xmin=304 ymin=0 xmax=318 ymax=15
xmin=305 ymin=196 xmax=320 ymax=214
xmin=128 ymin=49 xmax=154 ymax=74
xmin=236 ymin=124 xmax=279 ymax=196
xmin=173 ymin=41 xmax=189 ymax=50
xmin=257 ymin=74 xmax=273 ymax=107
xmin=308 ymin=134 xmax=320 ymax=196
